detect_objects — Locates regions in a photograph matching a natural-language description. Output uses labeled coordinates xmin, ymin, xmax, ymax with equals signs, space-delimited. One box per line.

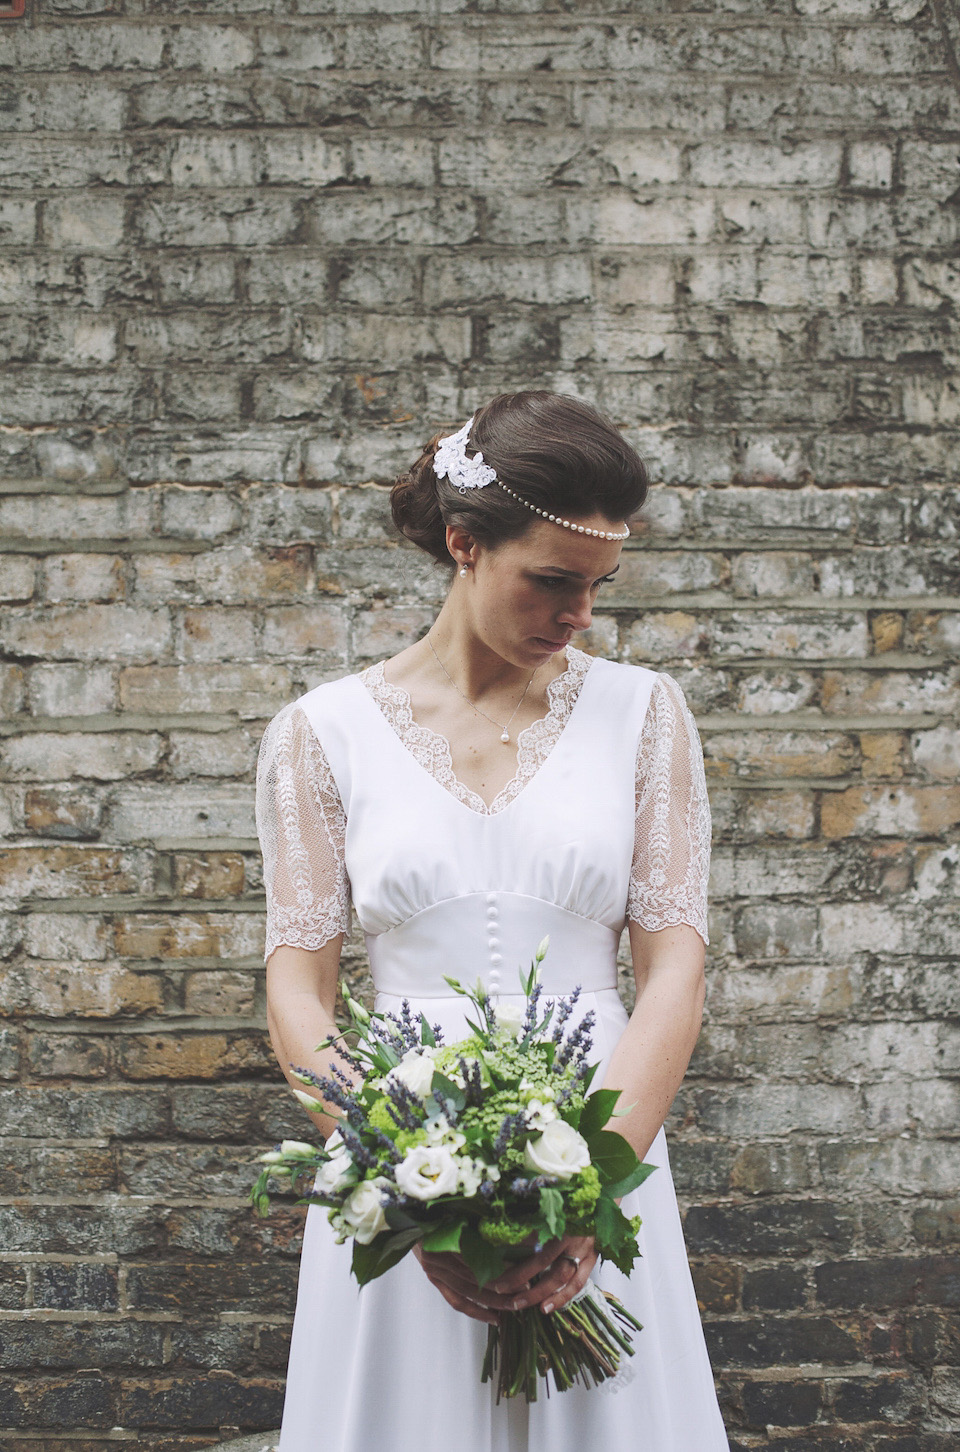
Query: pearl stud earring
xmin=459 ymin=566 xmax=468 ymax=577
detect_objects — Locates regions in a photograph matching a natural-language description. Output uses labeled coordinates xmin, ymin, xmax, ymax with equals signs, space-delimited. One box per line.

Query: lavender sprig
xmin=493 ymin=1109 xmax=528 ymax=1158
xmin=550 ymin=985 xmax=581 ymax=1042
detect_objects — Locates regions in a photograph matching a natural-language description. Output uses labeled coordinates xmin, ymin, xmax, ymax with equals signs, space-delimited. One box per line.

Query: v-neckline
xmin=355 ymin=644 xmax=596 ymax=817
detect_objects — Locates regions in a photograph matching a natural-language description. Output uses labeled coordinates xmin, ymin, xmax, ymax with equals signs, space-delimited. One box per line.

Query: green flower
xmin=367 ymin=1097 xmax=401 ymax=1138
xmin=479 ymin=1216 xmax=536 ymax=1247
xmin=567 ymin=1164 xmax=602 ymax=1218
xmin=394 ymin=1126 xmax=428 ymax=1156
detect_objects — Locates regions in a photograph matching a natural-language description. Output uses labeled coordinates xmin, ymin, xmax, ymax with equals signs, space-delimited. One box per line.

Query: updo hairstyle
xmin=390 ymin=390 xmax=648 ymax=572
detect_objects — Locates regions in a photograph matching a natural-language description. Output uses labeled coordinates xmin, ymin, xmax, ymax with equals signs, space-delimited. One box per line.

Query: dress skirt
xmin=276 ymin=988 xmax=730 ymax=1452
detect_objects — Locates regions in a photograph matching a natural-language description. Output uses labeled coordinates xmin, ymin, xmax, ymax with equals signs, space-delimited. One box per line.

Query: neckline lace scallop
xmin=357 ymin=644 xmax=595 ymax=816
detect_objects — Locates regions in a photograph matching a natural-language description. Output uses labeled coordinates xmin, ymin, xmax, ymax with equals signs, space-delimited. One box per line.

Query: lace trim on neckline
xmin=358 ymin=644 xmax=594 ymax=816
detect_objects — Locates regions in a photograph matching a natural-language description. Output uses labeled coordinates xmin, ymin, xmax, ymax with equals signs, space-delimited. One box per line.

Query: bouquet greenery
xmin=251 ymin=936 xmax=655 ymax=1402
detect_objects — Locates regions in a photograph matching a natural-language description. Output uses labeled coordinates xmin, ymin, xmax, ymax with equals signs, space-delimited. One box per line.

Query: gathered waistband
xmin=366 ymin=892 xmax=621 ymax=1000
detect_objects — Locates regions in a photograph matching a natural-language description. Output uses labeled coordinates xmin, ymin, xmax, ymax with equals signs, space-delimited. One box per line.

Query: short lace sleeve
xmin=626 ymin=673 xmax=712 ymax=946
xmin=255 ymin=701 xmax=351 ymax=963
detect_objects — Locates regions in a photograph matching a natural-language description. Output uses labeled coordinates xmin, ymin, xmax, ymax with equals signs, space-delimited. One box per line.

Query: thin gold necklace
xmin=425 ymin=633 xmax=541 ymax=744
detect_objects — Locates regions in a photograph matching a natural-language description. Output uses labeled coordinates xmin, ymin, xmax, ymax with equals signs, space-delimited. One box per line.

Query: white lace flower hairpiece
xmin=432 ymin=416 xmax=498 ymax=494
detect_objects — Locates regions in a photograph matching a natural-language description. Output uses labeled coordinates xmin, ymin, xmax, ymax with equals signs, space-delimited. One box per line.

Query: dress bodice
xmin=256 ymin=646 xmax=712 ymax=996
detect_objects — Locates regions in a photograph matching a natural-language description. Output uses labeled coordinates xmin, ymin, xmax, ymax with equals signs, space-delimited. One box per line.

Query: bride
xmin=256 ymin=390 xmax=729 ymax=1449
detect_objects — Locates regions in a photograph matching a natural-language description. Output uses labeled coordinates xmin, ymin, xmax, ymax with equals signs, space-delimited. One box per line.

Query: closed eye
xmin=537 ymin=574 xmax=617 ymax=590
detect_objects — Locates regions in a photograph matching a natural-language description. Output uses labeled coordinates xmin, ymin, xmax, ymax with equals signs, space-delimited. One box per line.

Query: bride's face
xmin=465 ymin=515 xmax=626 ymax=667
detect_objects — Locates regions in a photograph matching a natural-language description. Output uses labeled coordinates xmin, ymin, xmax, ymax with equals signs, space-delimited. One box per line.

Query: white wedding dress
xmin=256 ymin=645 xmax=729 ymax=1452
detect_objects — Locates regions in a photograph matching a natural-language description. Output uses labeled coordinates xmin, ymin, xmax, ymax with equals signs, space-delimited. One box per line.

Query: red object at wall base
xmin=0 ymin=0 xmax=26 ymax=16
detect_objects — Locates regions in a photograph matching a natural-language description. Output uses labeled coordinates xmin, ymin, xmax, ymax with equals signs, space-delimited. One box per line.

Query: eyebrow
xmin=537 ymin=563 xmax=621 ymax=581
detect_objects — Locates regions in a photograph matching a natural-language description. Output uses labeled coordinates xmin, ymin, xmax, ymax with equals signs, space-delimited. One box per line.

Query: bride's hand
xmin=486 ymin=1234 xmax=598 ymax=1316
xmin=413 ymin=1244 xmax=513 ymax=1325
xmin=413 ymin=1235 xmax=598 ymax=1323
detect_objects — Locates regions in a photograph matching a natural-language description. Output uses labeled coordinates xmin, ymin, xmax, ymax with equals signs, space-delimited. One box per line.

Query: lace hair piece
xmin=626 ymin=674 xmax=712 ymax=946
xmin=256 ymin=701 xmax=351 ymax=963
xmin=432 ymin=416 xmax=498 ymax=492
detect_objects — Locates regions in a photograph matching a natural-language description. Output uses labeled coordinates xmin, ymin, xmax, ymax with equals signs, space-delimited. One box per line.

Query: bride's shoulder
xmin=583 ymin=649 xmax=662 ymax=691
xmin=264 ymin=667 xmax=367 ymax=734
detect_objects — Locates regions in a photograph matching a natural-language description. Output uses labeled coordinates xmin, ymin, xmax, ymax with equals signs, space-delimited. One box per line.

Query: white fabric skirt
xmin=276 ymin=989 xmax=730 ymax=1452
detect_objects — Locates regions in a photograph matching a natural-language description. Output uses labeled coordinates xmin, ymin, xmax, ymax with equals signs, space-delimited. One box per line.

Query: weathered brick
xmin=0 ymin=846 xmax=154 ymax=902
xmin=1 ymin=731 xmax=162 ymax=782
xmin=3 ymin=4 xmax=958 ymax=1446
xmin=116 ymin=1032 xmax=272 ymax=1081
xmin=0 ymin=605 xmax=171 ymax=664
xmin=118 ymin=663 xmax=294 ymax=716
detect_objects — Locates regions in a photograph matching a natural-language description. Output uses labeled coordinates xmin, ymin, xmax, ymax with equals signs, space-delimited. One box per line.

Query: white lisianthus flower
xmin=457 ymin=1157 xmax=484 ymax=1197
xmin=315 ymin=1132 xmax=355 ymax=1195
xmin=525 ymin=1098 xmax=559 ymax=1132
xmin=493 ymin=999 xmax=525 ymax=1040
xmin=395 ymin=1144 xmax=459 ymax=1201
xmin=386 ymin=1046 xmax=438 ymax=1099
xmin=341 ymin=1178 xmax=390 ymax=1244
xmin=279 ymin=1139 xmax=316 ymax=1158
xmin=424 ymin=1119 xmax=466 ymax=1152
xmin=523 ymin=1120 xmax=591 ymax=1181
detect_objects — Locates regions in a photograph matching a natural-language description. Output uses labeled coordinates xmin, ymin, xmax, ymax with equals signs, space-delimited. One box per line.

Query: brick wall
xmin=1 ymin=1 xmax=959 ymax=1447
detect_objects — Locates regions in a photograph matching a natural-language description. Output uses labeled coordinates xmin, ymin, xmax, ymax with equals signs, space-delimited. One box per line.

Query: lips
xmin=535 ymin=637 xmax=572 ymax=649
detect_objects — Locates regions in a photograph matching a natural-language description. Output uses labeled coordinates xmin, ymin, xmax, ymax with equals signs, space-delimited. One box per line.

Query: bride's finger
xmin=541 ymin=1251 xmax=597 ymax=1315
xmin=420 ymin=1267 xmax=500 ymax=1324
xmin=486 ymin=1238 xmax=562 ymax=1297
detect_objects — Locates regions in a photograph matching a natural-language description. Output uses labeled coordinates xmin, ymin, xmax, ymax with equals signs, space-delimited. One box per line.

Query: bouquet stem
xmin=481 ymin=1288 xmax=643 ymax=1403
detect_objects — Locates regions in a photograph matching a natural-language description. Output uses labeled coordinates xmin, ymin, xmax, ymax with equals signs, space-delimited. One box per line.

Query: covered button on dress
xmin=255 ymin=644 xmax=729 ymax=1452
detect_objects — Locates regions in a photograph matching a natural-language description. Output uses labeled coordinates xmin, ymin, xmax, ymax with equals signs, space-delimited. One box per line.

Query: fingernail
xmin=543 ymin=1301 xmax=554 ymax=1315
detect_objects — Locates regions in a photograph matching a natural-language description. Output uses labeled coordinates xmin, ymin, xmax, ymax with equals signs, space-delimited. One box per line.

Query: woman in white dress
xmin=256 ymin=391 xmax=730 ymax=1450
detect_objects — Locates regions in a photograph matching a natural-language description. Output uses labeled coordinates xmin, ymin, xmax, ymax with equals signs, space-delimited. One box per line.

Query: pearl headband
xmin=432 ymin=416 xmax=630 ymax=542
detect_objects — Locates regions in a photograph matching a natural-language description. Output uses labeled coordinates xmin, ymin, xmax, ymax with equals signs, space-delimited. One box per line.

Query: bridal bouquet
xmin=250 ymin=937 xmax=656 ymax=1402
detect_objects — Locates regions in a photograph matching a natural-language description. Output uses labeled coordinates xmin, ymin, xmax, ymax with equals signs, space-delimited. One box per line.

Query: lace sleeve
xmin=255 ymin=701 xmax=351 ymax=964
xmin=626 ymin=673 xmax=712 ymax=946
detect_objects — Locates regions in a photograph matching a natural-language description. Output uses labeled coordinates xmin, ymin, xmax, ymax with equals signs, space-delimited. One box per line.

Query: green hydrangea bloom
xmin=394 ymin=1126 xmax=428 ymax=1156
xmin=568 ymin=1164 xmax=602 ymax=1218
xmin=479 ymin=1217 xmax=535 ymax=1246
xmin=366 ymin=1097 xmax=401 ymax=1137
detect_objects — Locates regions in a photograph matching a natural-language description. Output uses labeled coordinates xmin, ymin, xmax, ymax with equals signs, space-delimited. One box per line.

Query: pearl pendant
xmin=500 ymin=730 xmax=510 ymax=743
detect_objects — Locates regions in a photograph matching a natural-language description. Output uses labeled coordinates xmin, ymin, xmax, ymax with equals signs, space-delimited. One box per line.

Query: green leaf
xmin=593 ymin=1196 xmax=641 ymax=1276
xmin=458 ymin=1226 xmax=509 ymax=1289
xmin=539 ymin=1186 xmax=566 ymax=1241
xmin=421 ymin=1220 xmax=465 ymax=1254
xmin=419 ymin=1015 xmax=436 ymax=1048
xmin=351 ymin=1227 xmax=421 ymax=1286
xmin=587 ymin=1129 xmax=639 ymax=1185
xmin=604 ymin=1160 xmax=657 ymax=1201
xmin=578 ymin=1088 xmax=623 ymax=1140
xmin=430 ymin=1073 xmax=466 ymax=1113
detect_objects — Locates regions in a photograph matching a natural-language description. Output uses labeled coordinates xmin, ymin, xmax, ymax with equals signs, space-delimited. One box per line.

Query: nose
xmin=556 ymin=591 xmax=594 ymax=634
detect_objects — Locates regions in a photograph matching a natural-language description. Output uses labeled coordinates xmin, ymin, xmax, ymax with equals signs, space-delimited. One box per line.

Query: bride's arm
xmin=266 ymin=938 xmax=357 ymax=1142
xmin=600 ymin=920 xmax=706 ymax=1163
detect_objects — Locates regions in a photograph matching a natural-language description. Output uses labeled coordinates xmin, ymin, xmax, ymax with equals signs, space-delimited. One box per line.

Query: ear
xmin=445 ymin=523 xmax=479 ymax=569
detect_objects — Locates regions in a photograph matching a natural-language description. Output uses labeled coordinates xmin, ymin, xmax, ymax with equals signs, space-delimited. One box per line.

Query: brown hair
xmin=390 ymin=390 xmax=648 ymax=571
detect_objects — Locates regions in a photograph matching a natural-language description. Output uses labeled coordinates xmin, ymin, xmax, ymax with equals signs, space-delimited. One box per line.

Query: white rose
xmin=341 ymin=1178 xmax=390 ymax=1244
xmin=493 ymin=999 xmax=526 ymax=1039
xmin=386 ymin=1047 xmax=438 ymax=1099
xmin=395 ymin=1144 xmax=460 ymax=1201
xmin=523 ymin=1120 xmax=591 ymax=1181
